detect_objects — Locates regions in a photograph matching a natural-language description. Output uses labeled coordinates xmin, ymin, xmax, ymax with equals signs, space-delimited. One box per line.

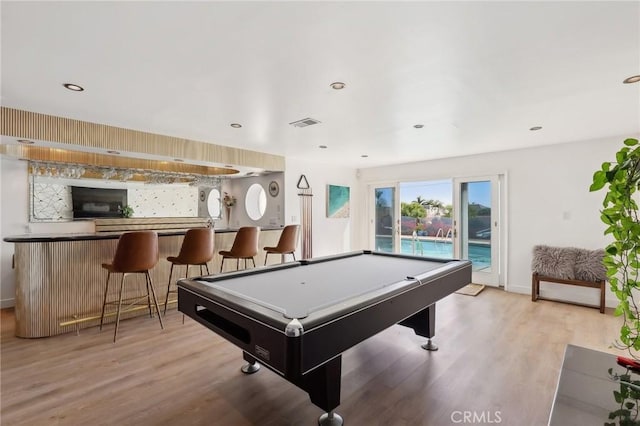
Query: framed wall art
xmin=326 ymin=184 xmax=350 ymax=218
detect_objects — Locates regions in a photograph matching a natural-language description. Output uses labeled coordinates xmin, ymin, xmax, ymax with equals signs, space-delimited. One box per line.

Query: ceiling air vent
xmin=289 ymin=117 xmax=321 ymax=128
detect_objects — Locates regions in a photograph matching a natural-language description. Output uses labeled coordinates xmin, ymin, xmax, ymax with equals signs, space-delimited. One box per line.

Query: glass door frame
xmin=369 ymin=182 xmax=400 ymax=253
xmin=368 ymin=175 xmax=506 ymax=289
xmin=452 ymin=174 xmax=502 ymax=287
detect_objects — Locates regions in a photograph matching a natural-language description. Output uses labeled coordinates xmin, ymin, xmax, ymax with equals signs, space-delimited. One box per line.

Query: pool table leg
xmin=318 ymin=411 xmax=343 ymax=426
xmin=399 ymin=303 xmax=438 ymax=351
xmin=241 ymin=351 xmax=261 ymax=374
xmin=303 ymin=356 xmax=343 ymax=426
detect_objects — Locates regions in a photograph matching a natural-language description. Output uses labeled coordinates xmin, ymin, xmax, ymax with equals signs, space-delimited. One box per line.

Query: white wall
xmin=1 ymin=158 xmax=30 ymax=308
xmin=223 ymin=173 xmax=285 ymax=229
xmin=357 ymin=134 xmax=639 ymax=308
xmin=284 ymin=158 xmax=359 ymax=258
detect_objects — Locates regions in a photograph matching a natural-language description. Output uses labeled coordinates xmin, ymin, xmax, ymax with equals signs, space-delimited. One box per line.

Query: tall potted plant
xmin=591 ymin=137 xmax=640 ymax=359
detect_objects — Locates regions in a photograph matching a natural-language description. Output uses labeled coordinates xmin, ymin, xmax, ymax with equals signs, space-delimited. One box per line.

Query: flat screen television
xmin=71 ymin=186 xmax=128 ymax=218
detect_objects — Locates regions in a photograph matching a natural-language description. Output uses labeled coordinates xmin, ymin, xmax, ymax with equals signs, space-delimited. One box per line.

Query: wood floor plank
xmin=1 ymin=287 xmax=626 ymax=425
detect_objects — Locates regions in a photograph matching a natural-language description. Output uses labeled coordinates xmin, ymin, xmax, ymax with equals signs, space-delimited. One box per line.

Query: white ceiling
xmin=1 ymin=1 xmax=639 ymax=169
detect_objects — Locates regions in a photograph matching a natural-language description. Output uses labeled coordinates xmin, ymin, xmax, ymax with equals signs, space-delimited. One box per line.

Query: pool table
xmin=178 ymin=250 xmax=472 ymax=425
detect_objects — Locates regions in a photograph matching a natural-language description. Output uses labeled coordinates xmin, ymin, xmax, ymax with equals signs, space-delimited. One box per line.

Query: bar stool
xmin=164 ymin=228 xmax=214 ymax=314
xmin=219 ymin=226 xmax=260 ymax=272
xmin=263 ymin=224 xmax=300 ymax=265
xmin=100 ymin=231 xmax=164 ymax=343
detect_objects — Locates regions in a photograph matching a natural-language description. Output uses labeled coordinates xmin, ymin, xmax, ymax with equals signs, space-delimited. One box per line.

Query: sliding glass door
xmin=453 ymin=176 xmax=500 ymax=286
xmin=372 ymin=184 xmax=398 ymax=253
xmin=369 ymin=175 xmax=503 ymax=287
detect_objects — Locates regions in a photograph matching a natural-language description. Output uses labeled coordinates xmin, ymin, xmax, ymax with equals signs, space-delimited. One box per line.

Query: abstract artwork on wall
xmin=326 ymin=184 xmax=350 ymax=218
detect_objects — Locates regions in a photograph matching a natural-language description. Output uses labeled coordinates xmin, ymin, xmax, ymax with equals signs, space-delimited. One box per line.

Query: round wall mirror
xmin=245 ymin=183 xmax=267 ymax=221
xmin=207 ymin=189 xmax=221 ymax=218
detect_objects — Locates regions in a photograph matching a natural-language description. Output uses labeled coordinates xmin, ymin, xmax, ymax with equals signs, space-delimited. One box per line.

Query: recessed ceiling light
xmin=224 ymin=165 xmax=233 ymax=168
xmin=106 ymin=150 xmax=120 ymax=154
xmin=63 ymin=83 xmax=84 ymax=92
xmin=174 ymin=158 xmax=184 ymax=162
xmin=414 ymin=124 xmax=424 ymax=129
xmin=17 ymin=139 xmax=34 ymax=144
xmin=361 ymin=154 xmax=369 ymax=158
xmin=319 ymin=145 xmax=328 ymax=149
xmin=330 ymin=82 xmax=345 ymax=90
xmin=529 ymin=126 xmax=543 ymax=131
xmin=230 ymin=123 xmax=242 ymax=128
xmin=623 ymin=75 xmax=640 ymax=84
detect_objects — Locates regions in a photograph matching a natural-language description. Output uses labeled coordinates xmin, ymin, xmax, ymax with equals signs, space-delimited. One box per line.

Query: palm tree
xmin=375 ymin=189 xmax=388 ymax=207
xmin=414 ymin=196 xmax=427 ymax=206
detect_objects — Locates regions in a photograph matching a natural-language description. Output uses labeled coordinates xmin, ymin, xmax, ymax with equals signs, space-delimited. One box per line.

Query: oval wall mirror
xmin=245 ymin=183 xmax=267 ymax=221
xmin=207 ymin=188 xmax=221 ymax=218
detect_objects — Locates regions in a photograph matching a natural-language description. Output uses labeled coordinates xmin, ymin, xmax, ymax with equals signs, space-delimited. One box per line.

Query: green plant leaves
xmin=592 ymin=138 xmax=640 ymax=359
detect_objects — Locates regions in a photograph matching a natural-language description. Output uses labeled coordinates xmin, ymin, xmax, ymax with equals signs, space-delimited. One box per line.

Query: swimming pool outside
xmin=375 ymin=236 xmax=491 ymax=271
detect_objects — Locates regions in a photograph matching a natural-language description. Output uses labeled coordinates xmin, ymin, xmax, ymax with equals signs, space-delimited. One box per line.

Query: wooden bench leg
xmin=599 ymin=280 xmax=605 ymax=314
xmin=532 ymin=273 xmax=539 ymax=302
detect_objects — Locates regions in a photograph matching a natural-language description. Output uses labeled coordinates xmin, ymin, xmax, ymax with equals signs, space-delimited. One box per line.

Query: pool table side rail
xmin=299 ymin=259 xmax=471 ymax=331
xmin=178 ymin=258 xmax=471 ymax=375
xmin=298 ymin=260 xmax=471 ymax=372
xmin=178 ymin=255 xmax=470 ymax=333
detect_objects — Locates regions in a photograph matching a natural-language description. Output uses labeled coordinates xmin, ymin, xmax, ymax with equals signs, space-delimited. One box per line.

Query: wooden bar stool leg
xmin=100 ymin=271 xmax=111 ymax=331
xmin=264 ymin=253 xmax=269 ymax=266
xmin=164 ymin=263 xmax=175 ymax=315
xmin=251 ymin=258 xmax=256 ymax=268
xmin=205 ymin=263 xmax=210 ymax=275
xmin=146 ymin=271 xmax=164 ymax=330
xmin=220 ymin=258 xmax=225 ymax=273
xmin=144 ymin=274 xmax=152 ymax=318
xmin=113 ymin=273 xmax=127 ymax=343
xmin=236 ymin=258 xmax=240 ymax=270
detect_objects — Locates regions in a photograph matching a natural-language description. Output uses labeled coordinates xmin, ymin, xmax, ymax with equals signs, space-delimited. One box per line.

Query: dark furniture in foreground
xmin=178 ymin=250 xmax=471 ymax=425
xmin=549 ymin=344 xmax=629 ymax=425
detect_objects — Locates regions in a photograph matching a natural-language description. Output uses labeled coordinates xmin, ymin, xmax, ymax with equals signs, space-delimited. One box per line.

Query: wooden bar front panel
xmin=12 ymin=229 xmax=281 ymax=337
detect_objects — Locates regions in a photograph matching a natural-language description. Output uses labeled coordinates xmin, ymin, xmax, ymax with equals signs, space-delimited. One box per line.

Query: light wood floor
xmin=0 ymin=288 xmax=625 ymax=426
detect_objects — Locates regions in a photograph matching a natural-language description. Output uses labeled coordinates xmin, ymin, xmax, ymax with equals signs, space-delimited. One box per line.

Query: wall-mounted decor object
xmin=297 ymin=174 xmax=312 ymax=259
xmin=268 ymin=181 xmax=279 ymax=197
xmin=327 ymin=184 xmax=350 ymax=218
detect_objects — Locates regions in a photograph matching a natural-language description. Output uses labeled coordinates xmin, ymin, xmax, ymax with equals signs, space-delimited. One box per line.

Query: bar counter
xmin=4 ymin=227 xmax=282 ymax=338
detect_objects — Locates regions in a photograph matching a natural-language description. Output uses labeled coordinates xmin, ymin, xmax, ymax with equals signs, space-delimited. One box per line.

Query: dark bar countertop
xmin=3 ymin=226 xmax=284 ymax=243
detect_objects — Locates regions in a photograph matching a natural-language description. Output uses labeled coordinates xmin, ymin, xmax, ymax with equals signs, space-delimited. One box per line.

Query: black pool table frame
xmin=178 ymin=250 xmax=471 ymax=425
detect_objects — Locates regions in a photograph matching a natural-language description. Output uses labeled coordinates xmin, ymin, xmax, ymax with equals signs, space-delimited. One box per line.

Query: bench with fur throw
xmin=531 ymin=245 xmax=607 ymax=313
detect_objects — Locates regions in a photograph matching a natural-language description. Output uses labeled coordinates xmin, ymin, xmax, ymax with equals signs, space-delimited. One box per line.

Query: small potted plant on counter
xmin=118 ymin=205 xmax=134 ymax=218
